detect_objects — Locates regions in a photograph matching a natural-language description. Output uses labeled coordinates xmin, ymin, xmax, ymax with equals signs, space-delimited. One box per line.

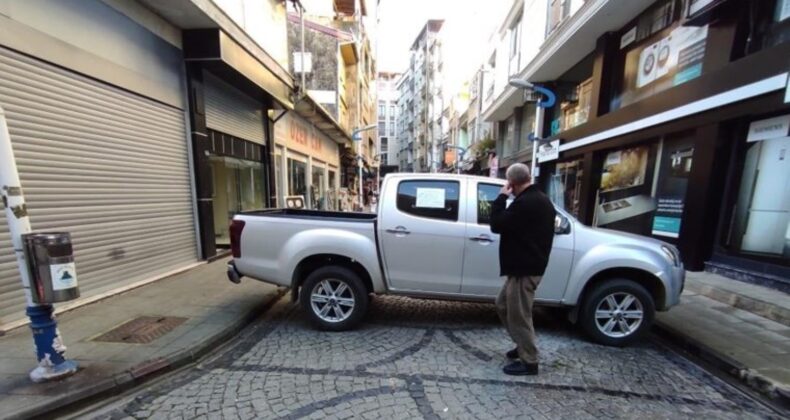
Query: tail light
xmin=229 ymin=219 xmax=245 ymax=258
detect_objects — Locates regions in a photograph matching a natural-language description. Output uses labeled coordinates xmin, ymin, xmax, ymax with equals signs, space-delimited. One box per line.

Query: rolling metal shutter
xmin=0 ymin=47 xmax=197 ymax=325
xmin=203 ymin=71 xmax=265 ymax=144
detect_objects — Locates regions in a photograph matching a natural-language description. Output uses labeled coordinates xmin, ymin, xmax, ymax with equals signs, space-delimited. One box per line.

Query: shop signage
xmin=747 ymin=115 xmax=790 ymax=142
xmin=620 ymin=27 xmax=637 ymax=50
xmin=537 ymin=140 xmax=560 ymax=163
xmin=637 ymin=25 xmax=708 ymax=89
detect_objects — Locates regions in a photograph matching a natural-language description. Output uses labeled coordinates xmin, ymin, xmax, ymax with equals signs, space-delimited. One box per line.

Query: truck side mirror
xmin=554 ymin=215 xmax=571 ymax=235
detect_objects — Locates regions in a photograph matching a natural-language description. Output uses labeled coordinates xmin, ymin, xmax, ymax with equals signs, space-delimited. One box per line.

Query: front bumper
xmin=227 ymin=261 xmax=242 ymax=284
xmin=665 ymin=265 xmax=685 ymax=308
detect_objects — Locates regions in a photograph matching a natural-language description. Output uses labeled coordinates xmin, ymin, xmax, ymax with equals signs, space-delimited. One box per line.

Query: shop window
xmin=328 ymin=170 xmax=337 ymax=211
xmin=396 ymin=180 xmax=459 ymax=221
xmin=520 ymin=104 xmax=536 ymax=151
xmin=288 ymin=158 xmax=307 ymax=199
xmin=547 ymin=158 xmax=584 ymax=219
xmin=725 ymin=131 xmax=790 ymax=263
xmin=311 ymin=165 xmax=327 ymax=210
xmin=560 ymin=78 xmax=593 ymax=132
xmin=591 ymin=136 xmax=695 ymax=240
xmin=477 ymin=183 xmax=501 ymax=225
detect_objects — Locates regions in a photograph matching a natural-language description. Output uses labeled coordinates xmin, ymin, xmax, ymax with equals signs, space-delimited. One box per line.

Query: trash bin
xmin=23 ymin=232 xmax=79 ymax=303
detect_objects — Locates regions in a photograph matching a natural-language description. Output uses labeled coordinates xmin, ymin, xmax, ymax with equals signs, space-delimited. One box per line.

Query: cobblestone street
xmin=97 ymin=296 xmax=779 ymax=419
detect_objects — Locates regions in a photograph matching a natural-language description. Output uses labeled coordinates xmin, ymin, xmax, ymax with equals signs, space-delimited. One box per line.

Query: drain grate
xmin=93 ymin=316 xmax=187 ymax=344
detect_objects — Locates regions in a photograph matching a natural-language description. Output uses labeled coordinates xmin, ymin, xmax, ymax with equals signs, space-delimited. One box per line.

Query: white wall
xmin=213 ymin=0 xmax=289 ymax=70
xmin=520 ymin=0 xmax=548 ymax=71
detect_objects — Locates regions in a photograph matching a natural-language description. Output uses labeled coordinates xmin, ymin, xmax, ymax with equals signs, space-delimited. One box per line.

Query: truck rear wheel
xmin=579 ymin=278 xmax=655 ymax=347
xmin=300 ymin=266 xmax=369 ymax=331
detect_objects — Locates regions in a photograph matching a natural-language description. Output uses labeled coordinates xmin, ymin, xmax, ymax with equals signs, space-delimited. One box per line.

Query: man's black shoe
xmin=503 ymin=361 xmax=538 ymax=376
xmin=506 ymin=348 xmax=519 ymax=359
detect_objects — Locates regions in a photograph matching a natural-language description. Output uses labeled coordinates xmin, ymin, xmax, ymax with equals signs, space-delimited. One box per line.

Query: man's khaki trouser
xmin=495 ymin=275 xmax=542 ymax=364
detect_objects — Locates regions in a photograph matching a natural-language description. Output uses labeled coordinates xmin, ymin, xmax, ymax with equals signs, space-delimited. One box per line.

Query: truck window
xmin=477 ymin=183 xmax=501 ymax=225
xmin=396 ymin=180 xmax=459 ymax=221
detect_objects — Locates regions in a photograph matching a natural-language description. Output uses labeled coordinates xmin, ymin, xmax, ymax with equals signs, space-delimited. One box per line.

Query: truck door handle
xmin=386 ymin=226 xmax=411 ymax=235
xmin=469 ymin=235 xmax=495 ymax=243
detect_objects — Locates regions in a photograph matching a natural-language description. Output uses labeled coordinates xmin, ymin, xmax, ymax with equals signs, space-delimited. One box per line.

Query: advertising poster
xmin=652 ymin=144 xmax=694 ymax=238
xmin=637 ymin=25 xmax=708 ymax=89
xmin=599 ymin=146 xmax=650 ymax=193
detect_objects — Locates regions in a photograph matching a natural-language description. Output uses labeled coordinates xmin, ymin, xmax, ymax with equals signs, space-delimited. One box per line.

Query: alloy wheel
xmin=594 ymin=292 xmax=644 ymax=338
xmin=310 ymin=279 xmax=356 ymax=323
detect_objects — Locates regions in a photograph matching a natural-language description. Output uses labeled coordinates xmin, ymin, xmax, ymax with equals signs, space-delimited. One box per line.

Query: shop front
xmin=273 ymin=113 xmax=341 ymax=210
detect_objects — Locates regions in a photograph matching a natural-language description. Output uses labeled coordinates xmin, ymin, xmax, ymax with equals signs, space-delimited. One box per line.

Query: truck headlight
xmin=661 ymin=245 xmax=679 ymax=267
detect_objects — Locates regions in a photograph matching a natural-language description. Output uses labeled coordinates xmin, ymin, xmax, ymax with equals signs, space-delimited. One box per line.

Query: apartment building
xmin=376 ymin=72 xmax=400 ymax=169
xmin=481 ymin=0 xmax=790 ymax=287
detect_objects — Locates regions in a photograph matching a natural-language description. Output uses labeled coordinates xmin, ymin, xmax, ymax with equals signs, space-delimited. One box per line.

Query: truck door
xmin=460 ymin=180 xmax=574 ymax=302
xmin=379 ymin=178 xmax=466 ymax=293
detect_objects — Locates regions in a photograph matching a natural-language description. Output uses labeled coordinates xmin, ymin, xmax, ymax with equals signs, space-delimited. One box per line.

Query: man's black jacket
xmin=490 ymin=185 xmax=556 ymax=277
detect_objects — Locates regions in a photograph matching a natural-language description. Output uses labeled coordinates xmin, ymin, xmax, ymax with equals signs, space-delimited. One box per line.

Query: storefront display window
xmin=592 ymin=136 xmax=694 ymax=240
xmin=547 ymin=159 xmax=584 ymax=219
xmin=274 ymin=147 xmax=283 ymax=208
xmin=726 ymin=134 xmax=790 ymax=263
xmin=210 ymin=155 xmax=266 ymax=246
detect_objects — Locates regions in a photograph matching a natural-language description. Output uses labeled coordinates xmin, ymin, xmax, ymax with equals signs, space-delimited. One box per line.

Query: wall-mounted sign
xmin=537 ymin=140 xmax=560 ymax=163
xmin=747 ymin=115 xmax=790 ymax=142
xmin=652 ymin=144 xmax=694 ymax=238
xmin=620 ymin=27 xmax=637 ymax=50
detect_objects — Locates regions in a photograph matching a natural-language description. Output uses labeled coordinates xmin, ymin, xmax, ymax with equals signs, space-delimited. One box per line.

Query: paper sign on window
xmin=415 ymin=188 xmax=445 ymax=208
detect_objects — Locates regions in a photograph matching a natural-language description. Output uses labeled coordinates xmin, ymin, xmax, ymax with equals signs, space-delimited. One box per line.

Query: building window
xmin=378 ymin=102 xmax=386 ymax=116
xmin=509 ymin=16 xmax=522 ymax=75
xmin=378 ymin=122 xmax=386 ymax=135
xmin=503 ymin=116 xmax=515 ymax=157
xmin=396 ymin=180 xmax=460 ymax=221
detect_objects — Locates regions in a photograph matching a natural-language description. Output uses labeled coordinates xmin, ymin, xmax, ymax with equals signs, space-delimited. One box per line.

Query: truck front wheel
xmin=300 ymin=266 xmax=369 ymax=331
xmin=579 ymin=279 xmax=655 ymax=347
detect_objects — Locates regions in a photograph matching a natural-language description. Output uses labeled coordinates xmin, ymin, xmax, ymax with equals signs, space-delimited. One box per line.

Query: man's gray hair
xmin=506 ymin=163 xmax=531 ymax=185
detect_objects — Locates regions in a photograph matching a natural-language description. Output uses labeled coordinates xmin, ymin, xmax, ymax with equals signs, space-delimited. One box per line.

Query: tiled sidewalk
xmin=0 ymin=258 xmax=282 ymax=420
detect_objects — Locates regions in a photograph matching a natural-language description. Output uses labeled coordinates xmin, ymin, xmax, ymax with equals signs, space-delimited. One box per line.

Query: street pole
xmin=352 ymin=125 xmax=376 ymax=211
xmin=0 ymin=105 xmax=79 ymax=383
xmin=533 ymin=106 xmax=544 ymax=182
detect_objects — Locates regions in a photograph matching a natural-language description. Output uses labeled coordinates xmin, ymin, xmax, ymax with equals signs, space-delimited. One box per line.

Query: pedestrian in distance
xmin=490 ymin=163 xmax=556 ymax=376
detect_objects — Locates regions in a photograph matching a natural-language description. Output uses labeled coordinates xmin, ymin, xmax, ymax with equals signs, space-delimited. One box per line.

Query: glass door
xmin=311 ymin=164 xmax=327 ymax=210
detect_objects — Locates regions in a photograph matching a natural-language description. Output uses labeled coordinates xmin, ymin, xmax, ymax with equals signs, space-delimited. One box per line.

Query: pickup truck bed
xmin=242 ymin=208 xmax=377 ymax=222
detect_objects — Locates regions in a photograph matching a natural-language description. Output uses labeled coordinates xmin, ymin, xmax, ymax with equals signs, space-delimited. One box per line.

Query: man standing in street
xmin=490 ymin=163 xmax=556 ymax=376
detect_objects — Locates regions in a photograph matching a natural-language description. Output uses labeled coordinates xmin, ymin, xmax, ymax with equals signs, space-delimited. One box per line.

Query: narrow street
xmin=84 ymin=296 xmax=779 ymax=420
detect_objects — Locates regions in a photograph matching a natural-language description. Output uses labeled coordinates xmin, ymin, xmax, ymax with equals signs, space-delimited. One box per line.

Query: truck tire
xmin=579 ymin=278 xmax=655 ymax=347
xmin=300 ymin=266 xmax=369 ymax=331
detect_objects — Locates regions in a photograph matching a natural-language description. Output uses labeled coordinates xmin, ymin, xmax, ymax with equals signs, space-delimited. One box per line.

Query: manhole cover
xmin=93 ymin=316 xmax=187 ymax=344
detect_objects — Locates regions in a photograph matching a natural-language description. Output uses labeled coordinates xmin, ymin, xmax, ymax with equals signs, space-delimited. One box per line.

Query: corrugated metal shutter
xmin=203 ymin=71 xmax=265 ymax=144
xmin=0 ymin=47 xmax=197 ymax=325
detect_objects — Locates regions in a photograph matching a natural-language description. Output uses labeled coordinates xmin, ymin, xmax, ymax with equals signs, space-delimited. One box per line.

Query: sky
xmin=375 ymin=0 xmax=510 ymax=94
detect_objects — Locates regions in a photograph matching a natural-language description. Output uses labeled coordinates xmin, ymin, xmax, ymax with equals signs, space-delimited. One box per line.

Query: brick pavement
xmin=100 ymin=296 xmax=782 ymax=420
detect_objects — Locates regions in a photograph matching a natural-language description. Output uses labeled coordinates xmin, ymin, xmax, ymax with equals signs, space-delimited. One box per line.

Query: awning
xmin=293 ymin=93 xmax=353 ymax=145
xmin=184 ymin=29 xmax=294 ymax=110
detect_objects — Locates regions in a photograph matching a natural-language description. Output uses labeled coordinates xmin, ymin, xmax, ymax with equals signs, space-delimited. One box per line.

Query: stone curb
xmin=5 ymin=288 xmax=287 ymax=420
xmin=653 ymin=319 xmax=790 ymax=412
xmin=686 ymin=282 xmax=790 ymax=327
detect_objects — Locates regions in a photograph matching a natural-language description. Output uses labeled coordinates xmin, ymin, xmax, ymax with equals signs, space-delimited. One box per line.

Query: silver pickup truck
xmin=228 ymin=174 xmax=684 ymax=346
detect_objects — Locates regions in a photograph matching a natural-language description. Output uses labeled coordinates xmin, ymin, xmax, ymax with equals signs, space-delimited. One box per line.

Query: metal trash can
xmin=23 ymin=232 xmax=79 ymax=303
